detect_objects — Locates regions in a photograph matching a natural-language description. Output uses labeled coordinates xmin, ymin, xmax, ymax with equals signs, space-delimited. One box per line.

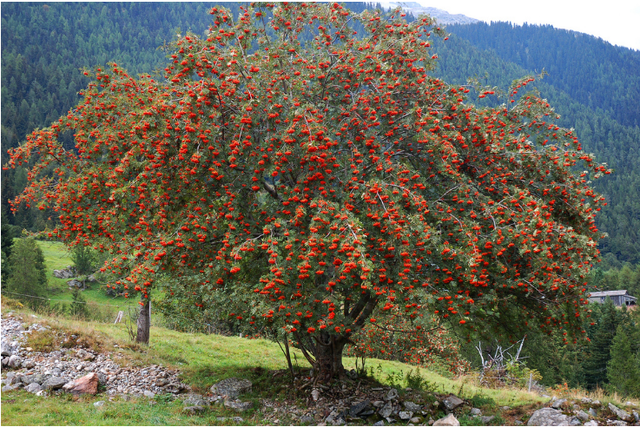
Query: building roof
xmin=588 ymin=290 xmax=636 ymax=299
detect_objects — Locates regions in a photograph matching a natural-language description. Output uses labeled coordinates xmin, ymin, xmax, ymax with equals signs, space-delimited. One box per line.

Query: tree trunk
xmin=136 ymin=296 xmax=150 ymax=344
xmin=314 ymin=331 xmax=347 ymax=382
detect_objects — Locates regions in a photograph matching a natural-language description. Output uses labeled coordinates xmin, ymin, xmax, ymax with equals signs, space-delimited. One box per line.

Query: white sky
xmin=386 ymin=0 xmax=640 ymax=51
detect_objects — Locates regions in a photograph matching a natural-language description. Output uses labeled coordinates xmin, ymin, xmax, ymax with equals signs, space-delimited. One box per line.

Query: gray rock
xmin=399 ymin=411 xmax=413 ymax=420
xmin=183 ymin=405 xmax=205 ymax=414
xmin=576 ymin=410 xmax=590 ymax=421
xmin=481 ymin=416 xmax=495 ymax=424
xmin=22 ymin=359 xmax=35 ymax=369
xmin=25 ymin=382 xmax=43 ymax=393
xmin=528 ymin=408 xmax=576 ymax=426
xmin=300 ymin=415 xmax=316 ymax=424
xmin=210 ymin=378 xmax=252 ymax=399
xmin=53 ymin=268 xmax=75 ymax=279
xmin=2 ymin=385 xmax=17 ymax=392
xmin=592 ymin=400 xmax=602 ymax=407
xmin=43 ymin=376 xmax=67 ymax=390
xmin=633 ymin=411 xmax=639 ymax=422
xmin=583 ymin=421 xmax=598 ymax=426
xmin=410 ymin=417 xmax=421 ymax=424
xmin=349 ymin=400 xmax=374 ymax=418
xmin=552 ymin=398 xmax=568 ymax=410
xmin=1 ymin=341 xmax=12 ymax=357
xmin=582 ymin=398 xmax=593 ymax=404
xmin=94 ymin=401 xmax=106 ymax=407
xmin=443 ymin=395 xmax=465 ymax=411
xmin=183 ymin=394 xmax=207 ymax=406
xmin=143 ymin=390 xmax=155 ymax=399
xmin=608 ymin=403 xmax=632 ymax=422
xmin=404 ymin=401 xmax=422 ymax=412
xmin=385 ymin=388 xmax=399 ymax=401
xmin=589 ymin=408 xmax=598 ymax=417
xmin=379 ymin=401 xmax=394 ymax=418
xmin=223 ymin=399 xmax=252 ymax=412
xmin=216 ymin=417 xmax=244 ymax=424
xmin=2 ymin=357 xmax=9 ymax=367
xmin=373 ymin=421 xmax=385 ymax=426
xmin=433 ymin=413 xmax=460 ymax=426
xmin=470 ymin=408 xmax=482 ymax=416
xmin=7 ymin=355 xmax=22 ymax=369
xmin=607 ymin=421 xmax=628 ymax=426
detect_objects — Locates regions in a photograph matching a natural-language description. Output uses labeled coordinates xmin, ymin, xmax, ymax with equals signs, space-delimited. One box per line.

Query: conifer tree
xmin=6 ymin=238 xmax=48 ymax=310
xmin=606 ymin=325 xmax=640 ymax=397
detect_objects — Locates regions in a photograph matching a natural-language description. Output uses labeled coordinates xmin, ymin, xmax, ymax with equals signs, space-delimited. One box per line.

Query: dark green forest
xmin=2 ymin=2 xmax=640 ymax=396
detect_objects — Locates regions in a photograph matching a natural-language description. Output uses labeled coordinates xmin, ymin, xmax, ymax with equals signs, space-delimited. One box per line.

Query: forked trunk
xmin=136 ymin=297 xmax=150 ymax=344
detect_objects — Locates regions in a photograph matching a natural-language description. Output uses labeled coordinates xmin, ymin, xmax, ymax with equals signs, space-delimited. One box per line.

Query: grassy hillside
xmin=1 ymin=301 xmax=548 ymax=426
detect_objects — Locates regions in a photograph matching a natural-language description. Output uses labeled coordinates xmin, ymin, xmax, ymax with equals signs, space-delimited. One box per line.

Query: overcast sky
xmin=384 ymin=0 xmax=640 ymax=51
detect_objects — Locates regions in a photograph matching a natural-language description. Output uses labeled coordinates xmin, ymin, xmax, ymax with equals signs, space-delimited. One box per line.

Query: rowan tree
xmin=6 ymin=3 xmax=608 ymax=380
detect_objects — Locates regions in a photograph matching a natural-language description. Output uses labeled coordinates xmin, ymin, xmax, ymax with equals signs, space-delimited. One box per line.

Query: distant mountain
xmin=382 ymin=2 xmax=479 ymax=25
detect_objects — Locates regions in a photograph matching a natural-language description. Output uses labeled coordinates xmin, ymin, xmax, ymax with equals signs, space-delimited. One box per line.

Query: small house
xmin=587 ymin=290 xmax=637 ymax=307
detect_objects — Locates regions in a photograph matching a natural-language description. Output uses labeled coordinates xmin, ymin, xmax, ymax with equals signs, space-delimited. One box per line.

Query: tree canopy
xmin=7 ymin=3 xmax=607 ymax=380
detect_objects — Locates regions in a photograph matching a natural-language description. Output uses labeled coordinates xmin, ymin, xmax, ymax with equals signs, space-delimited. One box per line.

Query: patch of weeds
xmin=385 ymin=369 xmax=404 ymax=389
xmin=154 ymin=393 xmax=175 ymax=404
xmin=25 ymin=329 xmax=56 ymax=352
xmin=457 ymin=414 xmax=479 ymax=426
xmin=469 ymin=393 xmax=497 ymax=409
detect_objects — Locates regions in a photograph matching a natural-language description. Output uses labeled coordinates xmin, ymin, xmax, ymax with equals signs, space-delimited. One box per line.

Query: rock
xmin=35 ymin=390 xmax=48 ymax=397
xmin=25 ymin=383 xmax=43 ymax=393
xmin=216 ymin=417 xmax=244 ymax=424
xmin=593 ymin=400 xmax=602 ymax=407
xmin=589 ymin=408 xmax=598 ymax=417
xmin=552 ymin=398 xmax=568 ymax=410
xmin=224 ymin=399 xmax=252 ymax=412
xmin=470 ymin=408 xmax=482 ymax=416
xmin=210 ymin=378 xmax=252 ymax=399
xmin=300 ymin=415 xmax=315 ymax=424
xmin=606 ymin=421 xmax=628 ymax=426
xmin=433 ymin=413 xmax=460 ymax=426
xmin=1 ymin=341 xmax=12 ymax=357
xmin=143 ymin=390 xmax=155 ymax=399
xmin=183 ymin=394 xmax=207 ymax=406
xmin=583 ymin=421 xmax=598 ymax=426
xmin=399 ymin=411 xmax=413 ymax=420
xmin=410 ymin=417 xmax=421 ymax=424
xmin=183 ymin=406 xmax=205 ymax=414
xmin=379 ymin=401 xmax=394 ymax=419
xmin=43 ymin=376 xmax=68 ymax=390
xmin=63 ymin=372 xmax=99 ymax=395
xmin=2 ymin=385 xmax=17 ymax=392
xmin=608 ymin=403 xmax=632 ymax=422
xmin=481 ymin=416 xmax=495 ymax=424
xmin=385 ymin=388 xmax=399 ymax=401
xmin=53 ymin=268 xmax=75 ymax=279
xmin=528 ymin=408 xmax=577 ymax=426
xmin=22 ymin=360 xmax=35 ymax=369
xmin=373 ymin=421 xmax=385 ymax=426
xmin=349 ymin=400 xmax=373 ymax=418
xmin=67 ymin=279 xmax=85 ymax=289
xmin=443 ymin=395 xmax=465 ymax=411
xmin=404 ymin=401 xmax=422 ymax=412
xmin=94 ymin=401 xmax=106 ymax=407
xmin=7 ymin=355 xmax=22 ymax=369
xmin=633 ymin=411 xmax=639 ymax=422
xmin=575 ymin=410 xmax=590 ymax=421
xmin=582 ymin=398 xmax=593 ymax=404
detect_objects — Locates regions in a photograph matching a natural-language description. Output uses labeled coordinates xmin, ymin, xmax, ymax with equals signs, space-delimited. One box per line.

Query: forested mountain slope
xmin=432 ymin=28 xmax=640 ymax=265
xmin=2 ymin=3 xmax=638 ymax=264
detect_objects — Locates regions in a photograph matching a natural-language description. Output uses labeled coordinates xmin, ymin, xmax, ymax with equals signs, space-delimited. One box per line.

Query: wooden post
xmin=114 ymin=310 xmax=124 ymax=324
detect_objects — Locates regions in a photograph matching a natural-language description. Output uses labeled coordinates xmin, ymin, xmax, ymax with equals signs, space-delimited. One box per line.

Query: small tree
xmin=606 ymin=325 xmax=640 ymax=397
xmin=70 ymin=244 xmax=97 ymax=275
xmin=7 ymin=3 xmax=607 ymax=380
xmin=70 ymin=288 xmax=89 ymax=319
xmin=6 ymin=238 xmax=48 ymax=310
xmin=1 ymin=217 xmax=14 ymax=289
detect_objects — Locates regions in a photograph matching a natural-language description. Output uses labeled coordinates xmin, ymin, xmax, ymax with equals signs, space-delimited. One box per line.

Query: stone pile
xmin=1 ymin=312 xmax=190 ymax=398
